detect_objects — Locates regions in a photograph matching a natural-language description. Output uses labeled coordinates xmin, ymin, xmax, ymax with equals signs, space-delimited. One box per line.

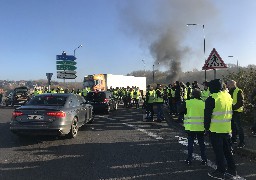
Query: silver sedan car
xmin=10 ymin=93 xmax=94 ymax=138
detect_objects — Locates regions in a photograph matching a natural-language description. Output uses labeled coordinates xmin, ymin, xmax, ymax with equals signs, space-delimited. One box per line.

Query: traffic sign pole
xmin=56 ymin=52 xmax=78 ymax=81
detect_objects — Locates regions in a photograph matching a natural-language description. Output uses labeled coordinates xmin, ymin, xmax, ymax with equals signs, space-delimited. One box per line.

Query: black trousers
xmin=231 ymin=111 xmax=245 ymax=144
xmin=209 ymin=132 xmax=236 ymax=173
xmin=146 ymin=103 xmax=154 ymax=118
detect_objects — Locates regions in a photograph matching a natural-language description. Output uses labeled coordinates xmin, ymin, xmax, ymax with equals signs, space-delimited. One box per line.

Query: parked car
xmin=5 ymin=86 xmax=30 ymax=107
xmin=86 ymin=91 xmax=117 ymax=114
xmin=10 ymin=93 xmax=94 ymax=138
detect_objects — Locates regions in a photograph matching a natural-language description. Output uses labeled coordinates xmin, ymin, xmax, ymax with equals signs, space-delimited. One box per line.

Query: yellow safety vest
xmin=183 ymin=87 xmax=187 ymax=100
xmin=154 ymin=89 xmax=164 ymax=103
xmin=201 ymin=88 xmax=210 ymax=101
xmin=184 ymin=99 xmax=205 ymax=131
xmin=82 ymin=89 xmax=88 ymax=96
xmin=209 ymin=91 xmax=233 ymax=133
xmin=232 ymin=88 xmax=243 ymax=112
xmin=147 ymin=90 xmax=155 ymax=103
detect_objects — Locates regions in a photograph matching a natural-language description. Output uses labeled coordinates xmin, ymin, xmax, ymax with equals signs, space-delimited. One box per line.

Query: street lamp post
xmin=187 ymin=24 xmax=206 ymax=81
xmin=74 ymin=45 xmax=83 ymax=57
xmin=153 ymin=64 xmax=155 ymax=83
xmin=228 ymin=55 xmax=239 ymax=71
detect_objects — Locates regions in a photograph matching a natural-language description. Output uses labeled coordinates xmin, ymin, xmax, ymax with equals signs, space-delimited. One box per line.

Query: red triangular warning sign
xmin=202 ymin=48 xmax=227 ymax=70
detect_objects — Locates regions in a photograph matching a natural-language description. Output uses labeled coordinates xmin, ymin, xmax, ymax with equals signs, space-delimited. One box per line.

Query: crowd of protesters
xmin=142 ymin=79 xmax=256 ymax=179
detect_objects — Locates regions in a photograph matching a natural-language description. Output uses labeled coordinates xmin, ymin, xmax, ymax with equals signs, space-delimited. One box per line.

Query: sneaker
xmin=237 ymin=143 xmax=245 ymax=149
xmin=201 ymin=160 xmax=207 ymax=165
xmin=185 ymin=159 xmax=191 ymax=165
xmin=208 ymin=170 xmax=225 ymax=180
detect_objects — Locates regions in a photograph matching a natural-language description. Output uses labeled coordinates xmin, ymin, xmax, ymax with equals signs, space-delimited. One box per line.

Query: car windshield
xmin=27 ymin=95 xmax=67 ymax=106
xmin=86 ymin=92 xmax=106 ymax=102
xmin=14 ymin=88 xmax=28 ymax=93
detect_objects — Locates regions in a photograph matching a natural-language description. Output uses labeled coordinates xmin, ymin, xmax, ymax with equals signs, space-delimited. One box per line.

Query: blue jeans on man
xmin=155 ymin=103 xmax=164 ymax=121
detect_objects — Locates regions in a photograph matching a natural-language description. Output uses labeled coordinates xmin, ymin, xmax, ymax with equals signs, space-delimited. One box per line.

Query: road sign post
xmin=56 ymin=52 xmax=78 ymax=80
xmin=46 ymin=73 xmax=53 ymax=91
xmin=202 ymin=48 xmax=227 ymax=79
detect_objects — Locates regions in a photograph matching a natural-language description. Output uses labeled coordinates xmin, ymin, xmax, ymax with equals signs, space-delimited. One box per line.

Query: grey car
xmin=10 ymin=93 xmax=94 ymax=138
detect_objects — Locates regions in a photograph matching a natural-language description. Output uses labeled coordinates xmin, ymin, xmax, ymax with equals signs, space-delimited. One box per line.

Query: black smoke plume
xmin=118 ymin=0 xmax=218 ymax=82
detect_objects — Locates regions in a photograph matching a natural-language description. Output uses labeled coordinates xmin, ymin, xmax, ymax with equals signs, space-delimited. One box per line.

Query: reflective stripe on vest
xmin=209 ymin=91 xmax=233 ymax=133
xmin=184 ymin=99 xmax=205 ymax=131
xmin=232 ymin=88 xmax=243 ymax=112
xmin=183 ymin=88 xmax=187 ymax=100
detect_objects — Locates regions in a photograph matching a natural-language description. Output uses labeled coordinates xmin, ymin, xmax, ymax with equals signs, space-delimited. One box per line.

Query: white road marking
xmin=123 ymin=123 xmax=163 ymax=140
xmin=123 ymin=122 xmax=245 ymax=179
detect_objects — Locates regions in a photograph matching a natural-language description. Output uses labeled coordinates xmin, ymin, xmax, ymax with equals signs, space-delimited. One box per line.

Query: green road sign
xmin=56 ymin=65 xmax=77 ymax=71
xmin=56 ymin=61 xmax=77 ymax=65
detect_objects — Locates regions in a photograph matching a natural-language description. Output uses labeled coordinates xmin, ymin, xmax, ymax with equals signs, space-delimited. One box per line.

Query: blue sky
xmin=0 ymin=0 xmax=255 ymax=81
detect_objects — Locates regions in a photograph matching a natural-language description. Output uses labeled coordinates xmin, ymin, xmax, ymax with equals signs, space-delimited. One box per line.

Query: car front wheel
xmin=68 ymin=117 xmax=78 ymax=138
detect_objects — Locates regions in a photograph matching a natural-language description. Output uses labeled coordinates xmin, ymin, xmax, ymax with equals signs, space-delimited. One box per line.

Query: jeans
xmin=231 ymin=112 xmax=245 ymax=144
xmin=176 ymin=101 xmax=184 ymax=122
xmin=156 ymin=103 xmax=164 ymax=120
xmin=210 ymin=132 xmax=236 ymax=173
xmin=187 ymin=132 xmax=207 ymax=161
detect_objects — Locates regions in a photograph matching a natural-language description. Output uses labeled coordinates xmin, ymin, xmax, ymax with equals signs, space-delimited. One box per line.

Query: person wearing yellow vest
xmin=82 ymin=88 xmax=88 ymax=98
xmin=154 ymin=84 xmax=165 ymax=122
xmin=33 ymin=88 xmax=39 ymax=96
xmin=205 ymin=79 xmax=237 ymax=179
xmin=227 ymin=80 xmax=245 ymax=148
xmin=167 ymin=84 xmax=173 ymax=115
xmin=185 ymin=82 xmax=192 ymax=100
xmin=133 ymin=87 xmax=141 ymax=109
xmin=201 ymin=81 xmax=211 ymax=101
xmin=181 ymin=88 xmax=207 ymax=165
xmin=145 ymin=85 xmax=155 ymax=121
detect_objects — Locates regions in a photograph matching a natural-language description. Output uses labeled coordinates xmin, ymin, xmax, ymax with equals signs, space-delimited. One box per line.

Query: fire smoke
xmin=118 ymin=0 xmax=218 ymax=82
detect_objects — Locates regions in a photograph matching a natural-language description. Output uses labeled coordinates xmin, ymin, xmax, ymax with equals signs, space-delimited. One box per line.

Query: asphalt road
xmin=0 ymin=106 xmax=255 ymax=180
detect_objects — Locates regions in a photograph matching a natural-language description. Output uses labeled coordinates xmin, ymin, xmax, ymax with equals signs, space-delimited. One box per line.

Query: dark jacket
xmin=229 ymin=87 xmax=244 ymax=111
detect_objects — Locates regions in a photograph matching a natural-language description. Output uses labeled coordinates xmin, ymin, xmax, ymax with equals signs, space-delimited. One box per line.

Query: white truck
xmin=83 ymin=74 xmax=146 ymax=92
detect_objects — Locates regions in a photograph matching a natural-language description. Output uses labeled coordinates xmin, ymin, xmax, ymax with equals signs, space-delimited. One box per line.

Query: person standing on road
xmin=174 ymin=81 xmax=183 ymax=123
xmin=145 ymin=85 xmax=155 ymax=121
xmin=180 ymin=88 xmax=207 ymax=165
xmin=133 ymin=87 xmax=140 ymax=109
xmin=201 ymin=81 xmax=211 ymax=101
xmin=154 ymin=84 xmax=164 ymax=122
xmin=227 ymin=80 xmax=245 ymax=148
xmin=186 ymin=82 xmax=192 ymax=100
xmin=205 ymin=79 xmax=237 ymax=179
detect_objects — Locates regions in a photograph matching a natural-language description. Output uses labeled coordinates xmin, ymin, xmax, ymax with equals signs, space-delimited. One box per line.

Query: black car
xmin=10 ymin=93 xmax=94 ymax=138
xmin=86 ymin=91 xmax=117 ymax=114
xmin=5 ymin=86 xmax=30 ymax=107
